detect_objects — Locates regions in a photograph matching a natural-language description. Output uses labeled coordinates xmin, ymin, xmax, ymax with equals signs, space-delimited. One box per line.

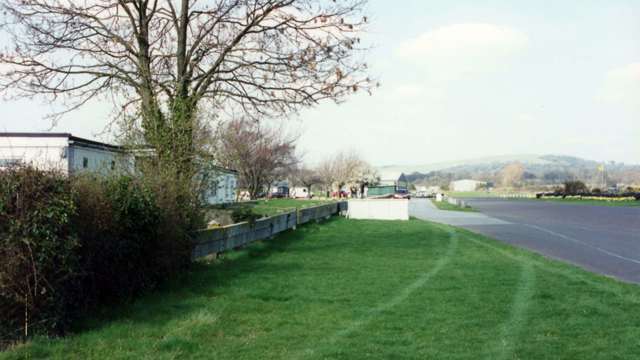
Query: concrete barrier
xmin=346 ymin=199 xmax=409 ymax=221
xmin=192 ymin=201 xmax=347 ymax=259
xmin=298 ymin=202 xmax=339 ymax=224
xmin=447 ymin=197 xmax=466 ymax=208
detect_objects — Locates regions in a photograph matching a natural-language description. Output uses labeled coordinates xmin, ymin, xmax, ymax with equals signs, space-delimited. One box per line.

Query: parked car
xmin=269 ymin=192 xmax=288 ymax=199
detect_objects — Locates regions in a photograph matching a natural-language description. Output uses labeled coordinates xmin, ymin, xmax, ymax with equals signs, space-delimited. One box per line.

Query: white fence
xmin=498 ymin=193 xmax=536 ymax=198
xmin=346 ymin=199 xmax=409 ymax=221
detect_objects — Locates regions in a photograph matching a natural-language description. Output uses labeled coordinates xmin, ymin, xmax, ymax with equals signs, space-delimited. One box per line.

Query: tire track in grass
xmin=460 ymin=231 xmax=640 ymax=305
xmin=298 ymin=229 xmax=459 ymax=359
xmin=494 ymin=262 xmax=536 ymax=360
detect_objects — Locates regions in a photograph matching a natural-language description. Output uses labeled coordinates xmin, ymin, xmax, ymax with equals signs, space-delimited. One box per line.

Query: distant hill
xmin=377 ymin=154 xmax=640 ymax=189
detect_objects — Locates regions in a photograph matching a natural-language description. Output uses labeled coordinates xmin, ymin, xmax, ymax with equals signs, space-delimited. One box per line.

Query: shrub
xmin=140 ymin=173 xmax=199 ymax=282
xmin=73 ymin=173 xmax=198 ymax=304
xmin=1 ymin=167 xmax=199 ymax=346
xmin=73 ymin=175 xmax=161 ymax=304
xmin=0 ymin=167 xmax=79 ymax=342
xmin=563 ymin=180 xmax=588 ymax=195
xmin=230 ymin=205 xmax=260 ymax=224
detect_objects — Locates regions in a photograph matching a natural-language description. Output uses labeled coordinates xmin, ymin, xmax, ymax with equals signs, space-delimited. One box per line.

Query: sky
xmin=1 ymin=0 xmax=639 ymax=166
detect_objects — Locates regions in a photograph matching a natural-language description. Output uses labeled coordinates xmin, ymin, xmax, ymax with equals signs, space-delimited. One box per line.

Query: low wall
xmin=447 ymin=197 xmax=466 ymax=208
xmin=346 ymin=199 xmax=409 ymax=221
xmin=298 ymin=202 xmax=338 ymax=224
xmin=192 ymin=201 xmax=347 ymax=259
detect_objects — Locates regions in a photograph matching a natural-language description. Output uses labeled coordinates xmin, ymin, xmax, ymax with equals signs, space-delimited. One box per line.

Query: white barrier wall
xmin=347 ymin=199 xmax=409 ymax=221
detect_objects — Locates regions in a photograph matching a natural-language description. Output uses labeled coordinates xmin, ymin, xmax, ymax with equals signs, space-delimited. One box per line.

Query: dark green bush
xmin=76 ymin=174 xmax=196 ymax=303
xmin=73 ymin=175 xmax=161 ymax=304
xmin=0 ymin=167 xmax=79 ymax=342
xmin=230 ymin=205 xmax=260 ymax=224
xmin=1 ymin=167 xmax=198 ymax=346
xmin=144 ymin=173 xmax=198 ymax=280
xmin=563 ymin=180 xmax=589 ymax=195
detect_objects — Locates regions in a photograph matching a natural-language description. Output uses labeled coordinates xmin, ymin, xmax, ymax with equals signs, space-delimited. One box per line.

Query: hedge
xmin=536 ymin=192 xmax=640 ymax=200
xmin=0 ymin=167 xmax=198 ymax=347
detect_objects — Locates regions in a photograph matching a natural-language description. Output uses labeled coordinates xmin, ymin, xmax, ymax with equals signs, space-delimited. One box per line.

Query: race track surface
xmin=410 ymin=198 xmax=640 ymax=284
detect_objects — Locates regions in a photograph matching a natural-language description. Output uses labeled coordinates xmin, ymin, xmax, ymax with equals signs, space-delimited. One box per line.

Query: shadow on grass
xmin=70 ymin=218 xmax=337 ymax=336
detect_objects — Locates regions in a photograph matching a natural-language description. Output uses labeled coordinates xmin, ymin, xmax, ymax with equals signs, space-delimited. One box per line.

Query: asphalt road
xmin=410 ymin=198 xmax=640 ymax=284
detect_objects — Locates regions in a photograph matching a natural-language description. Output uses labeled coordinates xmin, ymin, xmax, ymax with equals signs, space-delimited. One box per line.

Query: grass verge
xmin=431 ymin=199 xmax=477 ymax=212
xmin=3 ymin=218 xmax=640 ymax=359
xmin=205 ymin=199 xmax=336 ymax=225
xmin=250 ymin=198 xmax=336 ymax=216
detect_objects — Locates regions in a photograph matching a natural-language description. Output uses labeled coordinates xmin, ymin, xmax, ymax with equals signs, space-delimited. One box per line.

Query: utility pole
xmin=598 ymin=164 xmax=606 ymax=190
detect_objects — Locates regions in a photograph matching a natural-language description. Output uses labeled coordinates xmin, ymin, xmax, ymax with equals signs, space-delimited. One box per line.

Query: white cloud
xmin=598 ymin=62 xmax=640 ymax=110
xmin=391 ymin=84 xmax=444 ymax=101
xmin=397 ymin=23 xmax=528 ymax=59
xmin=393 ymin=84 xmax=425 ymax=98
xmin=395 ymin=23 xmax=528 ymax=79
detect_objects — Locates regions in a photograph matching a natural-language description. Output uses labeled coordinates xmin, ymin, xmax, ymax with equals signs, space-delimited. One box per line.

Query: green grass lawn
xmin=537 ymin=198 xmax=640 ymax=207
xmin=205 ymin=199 xmax=337 ymax=225
xmin=250 ymin=198 xmax=336 ymax=216
xmin=431 ymin=199 xmax=477 ymax=212
xmin=4 ymin=218 xmax=640 ymax=359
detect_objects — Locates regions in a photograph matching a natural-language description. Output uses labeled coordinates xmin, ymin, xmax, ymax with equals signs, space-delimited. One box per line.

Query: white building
xmin=449 ymin=179 xmax=486 ymax=192
xmin=0 ymin=132 xmax=133 ymax=174
xmin=1 ymin=132 xmax=238 ymax=205
xmin=270 ymin=180 xmax=289 ymax=197
xmin=290 ymin=186 xmax=310 ymax=198
xmin=377 ymin=171 xmax=408 ymax=190
xmin=201 ymin=166 xmax=238 ymax=205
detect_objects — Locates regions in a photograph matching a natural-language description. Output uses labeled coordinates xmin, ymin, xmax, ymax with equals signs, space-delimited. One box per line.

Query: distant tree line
xmin=408 ymin=160 xmax=640 ymax=191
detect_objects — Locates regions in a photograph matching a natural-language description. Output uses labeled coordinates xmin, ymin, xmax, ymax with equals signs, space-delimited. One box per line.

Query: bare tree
xmin=215 ymin=118 xmax=297 ymax=199
xmin=0 ymin=0 xmax=373 ymax=172
xmin=291 ymin=165 xmax=322 ymax=198
xmin=316 ymin=156 xmax=337 ymax=196
xmin=316 ymin=150 xmax=375 ymax=197
xmin=499 ymin=162 xmax=525 ymax=188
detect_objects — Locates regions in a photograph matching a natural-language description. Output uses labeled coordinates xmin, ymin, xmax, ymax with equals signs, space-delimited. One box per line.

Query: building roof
xmin=210 ymin=164 xmax=238 ymax=174
xmin=1 ymin=132 xmax=238 ymax=174
xmin=0 ymin=132 xmax=124 ymax=152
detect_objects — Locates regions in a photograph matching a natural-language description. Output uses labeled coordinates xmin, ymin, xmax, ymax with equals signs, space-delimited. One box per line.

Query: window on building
xmin=110 ymin=160 xmax=116 ymax=170
xmin=0 ymin=159 xmax=21 ymax=167
xmin=210 ymin=181 xmax=218 ymax=197
xmin=82 ymin=157 xmax=88 ymax=168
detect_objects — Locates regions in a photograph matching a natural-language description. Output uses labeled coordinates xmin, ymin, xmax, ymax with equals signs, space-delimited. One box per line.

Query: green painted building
xmin=367 ymin=185 xmax=396 ymax=196
xmin=367 ymin=172 xmax=409 ymax=197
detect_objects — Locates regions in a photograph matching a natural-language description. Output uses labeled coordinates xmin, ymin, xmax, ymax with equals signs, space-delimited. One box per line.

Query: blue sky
xmin=1 ymin=0 xmax=639 ymax=166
